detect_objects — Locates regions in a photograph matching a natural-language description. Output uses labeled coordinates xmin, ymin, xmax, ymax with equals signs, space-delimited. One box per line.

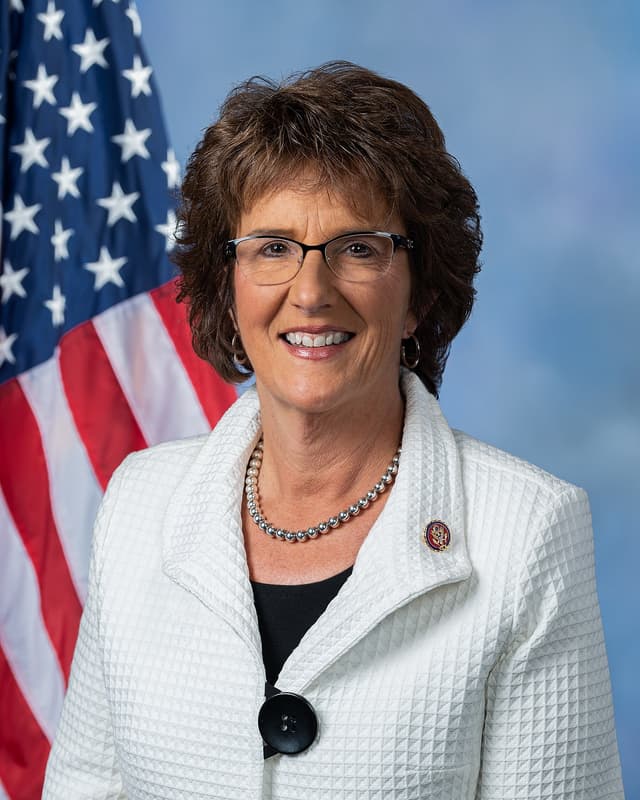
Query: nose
xmin=287 ymin=249 xmax=335 ymax=313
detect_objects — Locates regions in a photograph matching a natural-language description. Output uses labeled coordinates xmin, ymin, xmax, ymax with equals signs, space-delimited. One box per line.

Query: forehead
xmin=238 ymin=178 xmax=399 ymax=237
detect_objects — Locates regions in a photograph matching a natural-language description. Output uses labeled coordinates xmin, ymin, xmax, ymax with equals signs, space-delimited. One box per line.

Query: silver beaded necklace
xmin=244 ymin=439 xmax=402 ymax=543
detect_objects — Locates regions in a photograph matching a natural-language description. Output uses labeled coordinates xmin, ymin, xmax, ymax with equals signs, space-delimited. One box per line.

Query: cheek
xmin=233 ymin=270 xmax=259 ymax=324
xmin=232 ymin=288 xmax=257 ymax=347
xmin=369 ymin=276 xmax=413 ymax=338
xmin=232 ymin=274 xmax=283 ymax=348
xmin=358 ymin=301 xmax=412 ymax=363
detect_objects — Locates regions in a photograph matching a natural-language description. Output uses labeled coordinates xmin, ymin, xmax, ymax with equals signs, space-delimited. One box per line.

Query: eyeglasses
xmin=225 ymin=231 xmax=414 ymax=286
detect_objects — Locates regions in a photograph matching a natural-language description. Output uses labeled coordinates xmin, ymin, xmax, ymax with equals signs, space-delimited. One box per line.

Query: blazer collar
xmin=162 ymin=370 xmax=472 ymax=686
xmin=162 ymin=388 xmax=264 ymax=660
xmin=280 ymin=370 xmax=472 ymax=691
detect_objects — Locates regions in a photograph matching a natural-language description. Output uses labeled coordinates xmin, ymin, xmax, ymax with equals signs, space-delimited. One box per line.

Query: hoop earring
xmin=401 ymin=334 xmax=421 ymax=369
xmin=231 ymin=332 xmax=250 ymax=367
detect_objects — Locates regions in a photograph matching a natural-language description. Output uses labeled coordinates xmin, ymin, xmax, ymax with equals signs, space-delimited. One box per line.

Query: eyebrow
xmin=241 ymin=228 xmax=382 ymax=239
xmin=243 ymin=228 xmax=297 ymax=237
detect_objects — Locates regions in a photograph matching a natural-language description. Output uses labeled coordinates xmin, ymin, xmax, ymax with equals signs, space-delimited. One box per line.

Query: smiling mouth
xmin=283 ymin=331 xmax=353 ymax=347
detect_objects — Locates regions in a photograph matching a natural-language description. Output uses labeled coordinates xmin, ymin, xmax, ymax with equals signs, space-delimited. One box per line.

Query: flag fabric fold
xmin=0 ymin=2 xmax=236 ymax=796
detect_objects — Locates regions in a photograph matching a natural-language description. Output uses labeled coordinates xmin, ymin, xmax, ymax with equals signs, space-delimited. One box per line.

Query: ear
xmin=228 ymin=306 xmax=238 ymax=331
xmin=402 ymin=308 xmax=418 ymax=339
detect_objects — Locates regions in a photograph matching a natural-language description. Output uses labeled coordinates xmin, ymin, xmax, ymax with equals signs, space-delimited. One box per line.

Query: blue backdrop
xmin=137 ymin=1 xmax=639 ymax=794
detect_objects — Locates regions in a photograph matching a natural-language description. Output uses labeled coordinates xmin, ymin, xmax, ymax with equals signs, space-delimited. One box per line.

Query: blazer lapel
xmin=278 ymin=371 xmax=472 ymax=694
xmin=161 ymin=388 xmax=264 ymax=661
xmin=160 ymin=372 xmax=472 ymax=692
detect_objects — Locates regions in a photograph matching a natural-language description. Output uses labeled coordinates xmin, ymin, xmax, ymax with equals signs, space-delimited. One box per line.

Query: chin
xmin=260 ymin=376 xmax=352 ymax=418
xmin=286 ymin=389 xmax=346 ymax=417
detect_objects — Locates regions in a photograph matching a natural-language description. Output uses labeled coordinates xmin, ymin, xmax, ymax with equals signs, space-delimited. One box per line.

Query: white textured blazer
xmin=43 ymin=371 xmax=624 ymax=799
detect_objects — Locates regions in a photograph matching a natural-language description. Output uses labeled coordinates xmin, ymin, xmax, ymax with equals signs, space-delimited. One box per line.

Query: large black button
xmin=258 ymin=691 xmax=318 ymax=755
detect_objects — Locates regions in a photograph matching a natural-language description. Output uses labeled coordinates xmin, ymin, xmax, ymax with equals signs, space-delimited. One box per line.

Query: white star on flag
xmin=122 ymin=54 xmax=152 ymax=98
xmin=93 ymin=0 xmax=121 ymax=5
xmin=10 ymin=0 xmax=24 ymax=12
xmin=37 ymin=1 xmax=64 ymax=41
xmin=0 ymin=327 xmax=18 ymax=366
xmin=0 ymin=93 xmax=5 ymax=124
xmin=44 ymin=285 xmax=66 ymax=326
xmin=161 ymin=148 xmax=181 ymax=189
xmin=154 ymin=209 xmax=177 ymax=252
xmin=59 ymin=91 xmax=97 ymax=135
xmin=97 ymin=181 xmax=139 ymax=225
xmin=3 ymin=195 xmax=41 ymax=240
xmin=51 ymin=219 xmax=74 ymax=261
xmin=72 ymin=28 xmax=110 ymax=73
xmin=23 ymin=63 xmax=58 ymax=108
xmin=1 ymin=260 xmax=30 ymax=303
xmin=111 ymin=118 xmax=151 ymax=162
xmin=10 ymin=128 xmax=50 ymax=172
xmin=84 ymin=246 xmax=127 ymax=289
xmin=125 ymin=1 xmax=142 ymax=36
xmin=52 ymin=157 xmax=84 ymax=199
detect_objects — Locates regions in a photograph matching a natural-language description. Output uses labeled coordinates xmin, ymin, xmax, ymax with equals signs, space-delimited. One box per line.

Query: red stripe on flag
xmin=150 ymin=280 xmax=237 ymax=427
xmin=0 ymin=648 xmax=50 ymax=800
xmin=60 ymin=321 xmax=148 ymax=491
xmin=0 ymin=379 xmax=81 ymax=681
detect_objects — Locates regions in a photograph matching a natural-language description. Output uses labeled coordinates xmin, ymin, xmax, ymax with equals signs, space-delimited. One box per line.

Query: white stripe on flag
xmin=0 ymin=779 xmax=9 ymax=800
xmin=0 ymin=488 xmax=66 ymax=743
xmin=94 ymin=293 xmax=210 ymax=444
xmin=19 ymin=355 xmax=102 ymax=601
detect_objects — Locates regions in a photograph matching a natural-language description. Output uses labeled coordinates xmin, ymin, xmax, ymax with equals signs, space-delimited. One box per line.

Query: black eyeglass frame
xmin=224 ymin=231 xmax=414 ymax=283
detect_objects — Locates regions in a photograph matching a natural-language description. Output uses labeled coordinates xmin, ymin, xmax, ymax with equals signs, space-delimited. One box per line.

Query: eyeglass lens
xmin=235 ymin=234 xmax=394 ymax=285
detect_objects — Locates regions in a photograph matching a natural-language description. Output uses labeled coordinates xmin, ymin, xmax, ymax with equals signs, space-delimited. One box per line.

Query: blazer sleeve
xmin=475 ymin=486 xmax=625 ymax=799
xmin=42 ymin=461 xmax=129 ymax=800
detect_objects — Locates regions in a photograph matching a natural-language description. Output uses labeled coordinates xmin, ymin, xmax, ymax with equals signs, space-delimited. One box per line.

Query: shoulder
xmin=116 ymin=434 xmax=209 ymax=486
xmin=99 ymin=387 xmax=260 ymax=519
xmin=452 ymin=428 xmax=585 ymax=505
xmin=452 ymin=430 xmax=593 ymax=597
xmin=108 ymin=386 xmax=259 ymax=496
xmin=92 ymin=435 xmax=209 ymax=549
xmin=452 ymin=429 xmax=591 ymax=563
xmin=102 ymin=435 xmax=210 ymax=511
xmin=403 ymin=370 xmax=588 ymax=527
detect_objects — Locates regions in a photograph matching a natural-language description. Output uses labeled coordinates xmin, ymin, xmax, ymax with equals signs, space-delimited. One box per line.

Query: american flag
xmin=0 ymin=1 xmax=236 ymax=796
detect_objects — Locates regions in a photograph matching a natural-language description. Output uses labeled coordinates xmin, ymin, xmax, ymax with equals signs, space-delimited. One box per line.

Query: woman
xmin=44 ymin=62 xmax=623 ymax=798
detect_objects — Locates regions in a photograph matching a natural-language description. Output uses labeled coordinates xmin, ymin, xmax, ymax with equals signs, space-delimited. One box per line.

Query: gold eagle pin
xmin=423 ymin=520 xmax=451 ymax=551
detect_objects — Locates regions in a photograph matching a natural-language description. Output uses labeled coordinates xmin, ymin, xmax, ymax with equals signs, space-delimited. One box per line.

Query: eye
xmin=259 ymin=239 xmax=295 ymax=258
xmin=334 ymin=235 xmax=387 ymax=261
xmin=344 ymin=240 xmax=374 ymax=258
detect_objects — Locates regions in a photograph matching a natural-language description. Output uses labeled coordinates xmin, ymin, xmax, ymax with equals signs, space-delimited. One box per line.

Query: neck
xmin=254 ymin=380 xmax=405 ymax=520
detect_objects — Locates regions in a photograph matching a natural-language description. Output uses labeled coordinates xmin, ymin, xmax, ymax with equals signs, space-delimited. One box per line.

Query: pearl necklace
xmin=244 ymin=439 xmax=402 ymax=543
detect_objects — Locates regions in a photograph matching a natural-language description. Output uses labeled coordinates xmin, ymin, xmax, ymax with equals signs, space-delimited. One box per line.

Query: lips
xmin=283 ymin=331 xmax=352 ymax=347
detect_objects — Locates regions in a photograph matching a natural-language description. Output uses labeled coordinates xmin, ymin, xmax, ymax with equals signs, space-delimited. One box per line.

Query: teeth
xmin=285 ymin=331 xmax=350 ymax=347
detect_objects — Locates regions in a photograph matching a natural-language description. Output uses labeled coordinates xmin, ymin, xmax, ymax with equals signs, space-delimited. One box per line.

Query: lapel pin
xmin=423 ymin=520 xmax=451 ymax=552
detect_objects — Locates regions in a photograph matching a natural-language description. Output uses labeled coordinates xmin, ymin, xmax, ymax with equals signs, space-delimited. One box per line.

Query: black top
xmin=251 ymin=565 xmax=353 ymax=685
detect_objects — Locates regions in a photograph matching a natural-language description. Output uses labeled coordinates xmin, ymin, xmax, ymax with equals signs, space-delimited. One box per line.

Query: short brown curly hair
xmin=174 ymin=61 xmax=481 ymax=396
